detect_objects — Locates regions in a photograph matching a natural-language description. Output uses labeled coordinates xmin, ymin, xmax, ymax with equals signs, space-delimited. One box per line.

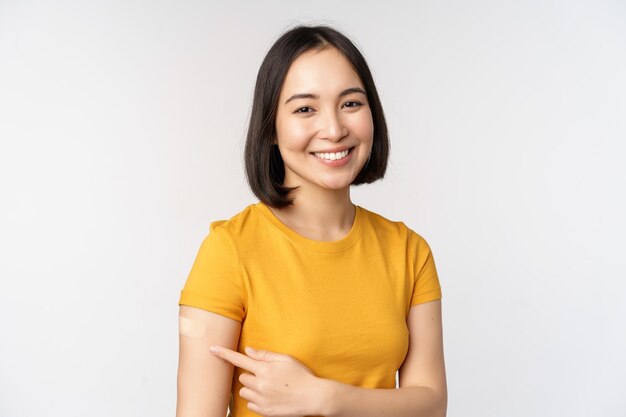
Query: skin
xmin=179 ymin=46 xmax=446 ymax=417
xmin=269 ymin=46 xmax=374 ymax=241
xmin=208 ymin=300 xmax=447 ymax=417
xmin=209 ymin=346 xmax=324 ymax=416
xmin=207 ymin=46 xmax=376 ymax=416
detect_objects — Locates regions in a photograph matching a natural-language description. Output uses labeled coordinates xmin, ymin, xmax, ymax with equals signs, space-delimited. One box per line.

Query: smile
xmin=311 ymin=147 xmax=354 ymax=161
xmin=309 ymin=147 xmax=355 ymax=167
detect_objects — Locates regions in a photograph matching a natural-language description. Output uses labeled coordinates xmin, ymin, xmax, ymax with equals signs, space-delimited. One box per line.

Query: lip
xmin=309 ymin=146 xmax=354 ymax=154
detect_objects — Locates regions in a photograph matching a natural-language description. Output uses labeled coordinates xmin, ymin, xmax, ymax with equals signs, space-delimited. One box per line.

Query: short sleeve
xmin=178 ymin=222 xmax=247 ymax=322
xmin=409 ymin=231 xmax=442 ymax=306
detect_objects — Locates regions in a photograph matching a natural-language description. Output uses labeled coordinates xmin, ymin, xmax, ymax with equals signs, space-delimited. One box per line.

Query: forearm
xmin=315 ymin=377 xmax=446 ymax=417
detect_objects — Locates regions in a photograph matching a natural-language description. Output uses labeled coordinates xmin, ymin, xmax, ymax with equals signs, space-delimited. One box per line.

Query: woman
xmin=177 ymin=25 xmax=447 ymax=417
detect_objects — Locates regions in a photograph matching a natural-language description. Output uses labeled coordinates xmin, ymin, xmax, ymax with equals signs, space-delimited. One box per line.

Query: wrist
xmin=311 ymin=376 xmax=344 ymax=417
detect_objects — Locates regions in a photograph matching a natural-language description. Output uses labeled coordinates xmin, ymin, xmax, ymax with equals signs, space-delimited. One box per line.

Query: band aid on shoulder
xmin=179 ymin=315 xmax=207 ymax=339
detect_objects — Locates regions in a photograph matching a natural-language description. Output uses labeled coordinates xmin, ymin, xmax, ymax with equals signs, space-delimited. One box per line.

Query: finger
xmin=238 ymin=371 xmax=257 ymax=391
xmin=239 ymin=386 xmax=263 ymax=408
xmin=245 ymin=346 xmax=288 ymax=362
xmin=246 ymin=400 xmax=262 ymax=414
xmin=210 ymin=346 xmax=261 ymax=374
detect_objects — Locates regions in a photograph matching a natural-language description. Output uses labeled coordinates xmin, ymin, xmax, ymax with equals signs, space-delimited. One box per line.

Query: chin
xmin=318 ymin=179 xmax=355 ymax=190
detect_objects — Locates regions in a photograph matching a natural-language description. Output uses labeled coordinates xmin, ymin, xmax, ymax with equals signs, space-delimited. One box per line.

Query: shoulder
xmin=359 ymin=206 xmax=436 ymax=260
xmin=360 ymin=205 xmax=428 ymax=244
xmin=360 ymin=205 xmax=404 ymax=232
xmin=203 ymin=203 xmax=263 ymax=249
xmin=193 ymin=204 xmax=259 ymax=262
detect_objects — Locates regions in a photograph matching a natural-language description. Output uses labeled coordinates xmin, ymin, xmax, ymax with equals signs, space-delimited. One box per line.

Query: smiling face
xmin=274 ymin=46 xmax=374 ymax=192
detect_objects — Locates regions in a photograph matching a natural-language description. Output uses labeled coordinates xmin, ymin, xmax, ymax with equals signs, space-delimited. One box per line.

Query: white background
xmin=1 ymin=1 xmax=625 ymax=416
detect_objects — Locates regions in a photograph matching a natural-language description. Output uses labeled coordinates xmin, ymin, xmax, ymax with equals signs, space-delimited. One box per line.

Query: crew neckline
xmin=253 ymin=201 xmax=364 ymax=253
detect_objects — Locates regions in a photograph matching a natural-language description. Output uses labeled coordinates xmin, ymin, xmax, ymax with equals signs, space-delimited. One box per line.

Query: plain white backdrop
xmin=1 ymin=1 xmax=625 ymax=416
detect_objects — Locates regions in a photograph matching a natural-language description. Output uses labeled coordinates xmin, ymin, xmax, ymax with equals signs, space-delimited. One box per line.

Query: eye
xmin=343 ymin=101 xmax=362 ymax=108
xmin=294 ymin=106 xmax=314 ymax=114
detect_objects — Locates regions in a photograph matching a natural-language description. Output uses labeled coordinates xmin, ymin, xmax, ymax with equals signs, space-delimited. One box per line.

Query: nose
xmin=318 ymin=109 xmax=348 ymax=142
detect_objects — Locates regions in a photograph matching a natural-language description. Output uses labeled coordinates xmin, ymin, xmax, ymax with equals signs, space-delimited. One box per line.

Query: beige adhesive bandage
xmin=179 ymin=315 xmax=208 ymax=339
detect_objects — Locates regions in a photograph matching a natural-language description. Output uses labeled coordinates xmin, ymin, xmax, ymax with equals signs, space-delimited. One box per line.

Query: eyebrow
xmin=284 ymin=87 xmax=367 ymax=105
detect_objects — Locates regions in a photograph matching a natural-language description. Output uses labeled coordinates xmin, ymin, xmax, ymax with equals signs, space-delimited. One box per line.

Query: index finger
xmin=210 ymin=346 xmax=261 ymax=374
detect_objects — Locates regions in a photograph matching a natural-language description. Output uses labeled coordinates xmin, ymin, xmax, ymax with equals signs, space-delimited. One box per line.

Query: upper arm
xmin=176 ymin=305 xmax=242 ymax=417
xmin=398 ymin=299 xmax=447 ymax=405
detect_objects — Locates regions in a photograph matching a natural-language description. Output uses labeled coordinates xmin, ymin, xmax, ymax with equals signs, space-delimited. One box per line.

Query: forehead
xmin=279 ymin=47 xmax=363 ymax=97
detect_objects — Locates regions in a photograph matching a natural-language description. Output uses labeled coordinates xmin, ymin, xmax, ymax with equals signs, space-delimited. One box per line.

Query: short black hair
xmin=244 ymin=24 xmax=390 ymax=208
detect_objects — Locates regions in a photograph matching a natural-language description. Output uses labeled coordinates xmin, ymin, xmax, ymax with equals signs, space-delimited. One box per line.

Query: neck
xmin=272 ymin=187 xmax=355 ymax=237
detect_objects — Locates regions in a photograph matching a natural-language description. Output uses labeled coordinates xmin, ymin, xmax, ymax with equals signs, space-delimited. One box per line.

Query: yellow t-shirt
xmin=178 ymin=201 xmax=442 ymax=417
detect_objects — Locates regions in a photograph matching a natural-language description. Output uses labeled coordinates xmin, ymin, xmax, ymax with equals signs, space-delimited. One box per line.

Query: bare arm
xmin=318 ymin=299 xmax=447 ymax=417
xmin=176 ymin=305 xmax=242 ymax=417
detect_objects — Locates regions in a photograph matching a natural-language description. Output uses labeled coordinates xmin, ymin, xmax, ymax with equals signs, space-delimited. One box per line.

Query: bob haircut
xmin=244 ymin=24 xmax=390 ymax=209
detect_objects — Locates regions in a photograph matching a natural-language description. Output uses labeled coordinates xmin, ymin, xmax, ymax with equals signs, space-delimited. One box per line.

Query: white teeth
xmin=314 ymin=148 xmax=350 ymax=160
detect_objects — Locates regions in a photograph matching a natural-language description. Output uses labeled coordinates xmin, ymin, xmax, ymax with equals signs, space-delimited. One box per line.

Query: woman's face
xmin=274 ymin=46 xmax=374 ymax=192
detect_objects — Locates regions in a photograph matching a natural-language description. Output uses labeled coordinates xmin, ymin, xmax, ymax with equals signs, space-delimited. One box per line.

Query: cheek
xmin=277 ymin=119 xmax=311 ymax=146
xmin=350 ymin=112 xmax=374 ymax=139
